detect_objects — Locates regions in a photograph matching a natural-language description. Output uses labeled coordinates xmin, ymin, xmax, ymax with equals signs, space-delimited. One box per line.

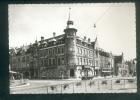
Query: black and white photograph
xmin=9 ymin=3 xmax=137 ymax=94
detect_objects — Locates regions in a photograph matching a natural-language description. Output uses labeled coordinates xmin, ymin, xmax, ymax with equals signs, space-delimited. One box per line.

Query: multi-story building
xmin=9 ymin=46 xmax=31 ymax=79
xmin=9 ymin=42 xmax=41 ymax=79
xmin=38 ymin=34 xmax=66 ymax=79
xmin=98 ymin=49 xmax=114 ymax=77
xmin=37 ymin=19 xmax=96 ymax=79
xmin=132 ymin=58 xmax=137 ymax=76
xmin=126 ymin=58 xmax=137 ymax=76
xmin=114 ymin=53 xmax=125 ymax=76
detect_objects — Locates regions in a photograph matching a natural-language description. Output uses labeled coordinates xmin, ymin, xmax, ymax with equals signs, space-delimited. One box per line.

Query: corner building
xmin=39 ymin=19 xmax=96 ymax=79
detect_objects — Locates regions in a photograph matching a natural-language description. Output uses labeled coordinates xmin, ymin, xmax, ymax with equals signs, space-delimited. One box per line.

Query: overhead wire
xmin=92 ymin=4 xmax=113 ymax=48
xmin=94 ymin=4 xmax=113 ymax=28
xmin=84 ymin=4 xmax=112 ymax=33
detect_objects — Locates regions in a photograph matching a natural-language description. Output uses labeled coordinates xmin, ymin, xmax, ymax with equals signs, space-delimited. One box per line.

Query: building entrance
xmin=70 ymin=69 xmax=74 ymax=77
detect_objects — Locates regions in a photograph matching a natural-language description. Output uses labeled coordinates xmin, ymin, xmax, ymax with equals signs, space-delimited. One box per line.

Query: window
xmin=78 ymin=47 xmax=80 ymax=54
xmin=87 ymin=59 xmax=88 ymax=65
xmin=53 ymin=41 xmax=56 ymax=45
xmin=50 ymin=48 xmax=52 ymax=55
xmin=82 ymin=42 xmax=85 ymax=46
xmin=52 ymin=48 xmax=55 ymax=55
xmin=81 ymin=48 xmax=82 ymax=54
xmin=88 ymin=60 xmax=90 ymax=65
xmin=49 ymin=59 xmax=51 ymax=66
xmin=42 ymin=59 xmax=44 ymax=66
xmin=79 ymin=47 xmax=81 ymax=54
xmin=26 ymin=56 xmax=29 ymax=62
xmin=61 ymin=47 xmax=64 ymax=53
xmin=85 ymin=58 xmax=87 ymax=65
xmin=58 ymin=58 xmax=61 ymax=65
xmin=48 ymin=49 xmax=51 ymax=55
xmin=46 ymin=49 xmax=48 ymax=56
xmin=96 ymin=61 xmax=98 ymax=66
xmin=13 ymin=58 xmax=16 ymax=63
xmin=45 ymin=59 xmax=48 ymax=66
xmin=18 ymin=58 xmax=20 ymax=62
xmin=51 ymin=49 xmax=53 ymax=55
xmin=61 ymin=58 xmax=64 ymax=65
xmin=53 ymin=59 xmax=55 ymax=65
xmin=92 ymin=60 xmax=94 ymax=66
xmin=84 ymin=59 xmax=85 ymax=65
xmin=22 ymin=56 xmax=25 ymax=62
xmin=84 ymin=49 xmax=85 ymax=55
xmin=80 ymin=58 xmax=82 ymax=65
xmin=89 ymin=60 xmax=91 ymax=65
xmin=58 ymin=47 xmax=60 ymax=54
xmin=58 ymin=39 xmax=64 ymax=44
xmin=55 ymin=47 xmax=57 ymax=54
xmin=77 ymin=58 xmax=79 ymax=65
xmin=51 ymin=59 xmax=54 ymax=65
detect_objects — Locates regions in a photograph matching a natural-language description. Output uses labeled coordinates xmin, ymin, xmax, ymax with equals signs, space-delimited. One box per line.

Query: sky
xmin=8 ymin=3 xmax=136 ymax=60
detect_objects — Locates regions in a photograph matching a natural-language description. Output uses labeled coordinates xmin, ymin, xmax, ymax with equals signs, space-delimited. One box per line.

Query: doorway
xmin=70 ymin=69 xmax=74 ymax=77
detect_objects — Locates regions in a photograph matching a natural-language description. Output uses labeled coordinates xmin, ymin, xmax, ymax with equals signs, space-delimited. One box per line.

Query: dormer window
xmin=82 ymin=41 xmax=85 ymax=46
xmin=76 ymin=39 xmax=82 ymax=45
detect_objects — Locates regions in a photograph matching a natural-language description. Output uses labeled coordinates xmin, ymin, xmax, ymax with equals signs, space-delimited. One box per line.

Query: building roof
xmin=9 ymin=45 xmax=30 ymax=56
xmin=41 ymin=34 xmax=65 ymax=42
xmin=98 ymin=50 xmax=110 ymax=57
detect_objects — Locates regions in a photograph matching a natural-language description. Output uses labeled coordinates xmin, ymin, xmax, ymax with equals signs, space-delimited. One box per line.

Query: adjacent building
xmin=9 ymin=46 xmax=31 ymax=78
xmin=114 ymin=53 xmax=125 ymax=76
xmin=98 ymin=49 xmax=114 ymax=77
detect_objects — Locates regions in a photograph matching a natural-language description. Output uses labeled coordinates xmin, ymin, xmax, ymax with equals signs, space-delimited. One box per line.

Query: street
xmin=10 ymin=76 xmax=137 ymax=94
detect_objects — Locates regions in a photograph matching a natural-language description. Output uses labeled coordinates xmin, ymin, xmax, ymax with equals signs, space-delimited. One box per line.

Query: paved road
xmin=10 ymin=76 xmax=137 ymax=94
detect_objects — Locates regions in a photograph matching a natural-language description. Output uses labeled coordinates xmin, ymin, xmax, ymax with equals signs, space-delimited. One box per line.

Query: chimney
xmin=88 ymin=38 xmax=90 ymax=43
xmin=84 ymin=36 xmax=86 ymax=40
xmin=41 ymin=36 xmax=44 ymax=41
xmin=53 ymin=32 xmax=56 ymax=37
